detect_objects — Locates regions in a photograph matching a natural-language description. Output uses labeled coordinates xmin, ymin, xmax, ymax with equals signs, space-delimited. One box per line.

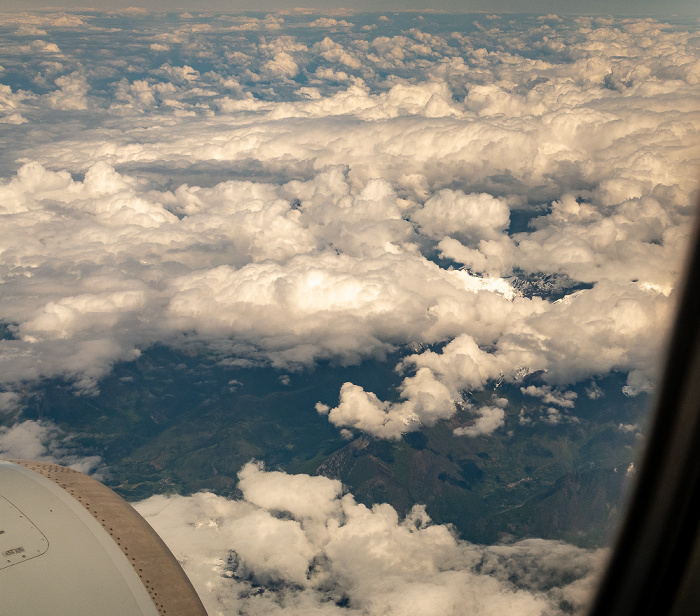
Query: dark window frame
xmin=588 ymin=207 xmax=700 ymax=616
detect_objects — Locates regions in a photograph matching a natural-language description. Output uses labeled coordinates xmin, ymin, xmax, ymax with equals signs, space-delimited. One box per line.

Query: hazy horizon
xmin=1 ymin=3 xmax=699 ymax=18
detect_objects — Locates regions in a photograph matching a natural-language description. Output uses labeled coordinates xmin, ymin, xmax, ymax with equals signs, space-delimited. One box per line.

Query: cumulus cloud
xmin=453 ymin=406 xmax=506 ymax=437
xmin=0 ymin=112 xmax=28 ymax=124
xmin=135 ymin=463 xmax=605 ymax=616
xmin=0 ymin=13 xmax=696 ymax=428
xmin=317 ymin=273 xmax=674 ymax=438
xmin=309 ymin=18 xmax=354 ymax=28
xmin=438 ymin=236 xmax=517 ymax=277
xmin=318 ymin=334 xmax=521 ymax=439
xmin=410 ymin=190 xmax=511 ymax=242
xmin=520 ymin=385 xmax=578 ymax=408
xmin=0 ymin=420 xmax=104 ymax=475
xmin=44 ymin=72 xmax=90 ymax=110
xmin=313 ymin=37 xmax=362 ymax=69
xmin=0 ymin=391 xmax=21 ymax=415
xmin=29 ymin=40 xmax=61 ymax=54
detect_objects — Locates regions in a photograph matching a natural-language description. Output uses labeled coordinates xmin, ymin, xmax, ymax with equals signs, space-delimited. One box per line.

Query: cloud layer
xmin=0 ymin=11 xmax=693 ymax=615
xmin=136 ymin=462 xmax=606 ymax=616
xmin=0 ymin=11 xmax=696 ymax=440
xmin=0 ymin=419 xmax=104 ymax=475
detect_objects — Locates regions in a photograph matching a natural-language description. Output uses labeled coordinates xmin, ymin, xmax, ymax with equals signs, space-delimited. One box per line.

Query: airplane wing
xmin=0 ymin=459 xmax=207 ymax=616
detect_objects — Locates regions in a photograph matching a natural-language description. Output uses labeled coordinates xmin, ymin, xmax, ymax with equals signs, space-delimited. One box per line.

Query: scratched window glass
xmin=0 ymin=9 xmax=697 ymax=616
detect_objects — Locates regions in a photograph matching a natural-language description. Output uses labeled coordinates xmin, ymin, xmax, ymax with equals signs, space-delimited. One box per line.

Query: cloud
xmin=438 ymin=236 xmax=517 ymax=277
xmin=317 ymin=276 xmax=671 ymax=438
xmin=318 ymin=332 xmax=529 ymax=439
xmin=453 ymin=406 xmax=505 ymax=437
xmin=29 ymin=40 xmax=61 ymax=54
xmin=0 ymin=420 xmax=104 ymax=475
xmin=313 ymin=37 xmax=362 ymax=70
xmin=237 ymin=460 xmax=342 ymax=521
xmin=0 ymin=14 xmax=696 ymax=428
xmin=308 ymin=18 xmax=354 ymax=29
xmin=135 ymin=463 xmax=605 ymax=616
xmin=520 ymin=385 xmax=577 ymax=408
xmin=0 ymin=112 xmax=27 ymax=124
xmin=44 ymin=72 xmax=89 ymax=110
xmin=410 ymin=190 xmax=511 ymax=243
xmin=0 ymin=391 xmax=21 ymax=414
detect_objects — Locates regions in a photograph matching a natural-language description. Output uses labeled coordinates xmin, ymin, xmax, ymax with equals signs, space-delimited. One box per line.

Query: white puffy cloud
xmin=453 ymin=406 xmax=506 ymax=437
xmin=237 ymin=460 xmax=342 ymax=521
xmin=0 ymin=155 xmax=517 ymax=388
xmin=30 ymin=40 xmax=61 ymax=54
xmin=135 ymin=463 xmax=605 ymax=616
xmin=215 ymin=14 xmax=284 ymax=32
xmin=0 ymin=112 xmax=28 ymax=124
xmin=0 ymin=391 xmax=21 ymax=414
xmin=158 ymin=64 xmax=200 ymax=84
xmin=0 ymin=420 xmax=56 ymax=461
xmin=319 ymin=333 xmax=528 ymax=439
xmin=0 ymin=82 xmax=36 ymax=125
xmin=309 ymin=18 xmax=354 ymax=29
xmin=44 ymin=72 xmax=89 ymax=110
xmin=0 ymin=420 xmax=104 ymax=475
xmin=313 ymin=37 xmax=362 ymax=69
xmin=0 ymin=14 xmax=696 ymax=428
xmin=521 ymin=385 xmax=578 ymax=408
xmin=439 ymin=236 xmax=517 ymax=277
xmin=266 ymin=52 xmax=299 ymax=78
xmin=258 ymin=36 xmax=307 ymax=79
xmin=319 ymin=275 xmax=672 ymax=438
xmin=410 ymin=190 xmax=511 ymax=243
